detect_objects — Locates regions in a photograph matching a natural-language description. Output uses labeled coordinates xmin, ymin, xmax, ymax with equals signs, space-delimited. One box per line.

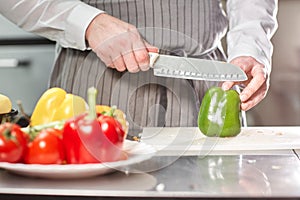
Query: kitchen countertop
xmin=1 ymin=126 xmax=300 ymax=200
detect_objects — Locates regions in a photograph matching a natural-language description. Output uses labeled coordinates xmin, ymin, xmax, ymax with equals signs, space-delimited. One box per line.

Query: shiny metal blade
xmin=149 ymin=53 xmax=247 ymax=81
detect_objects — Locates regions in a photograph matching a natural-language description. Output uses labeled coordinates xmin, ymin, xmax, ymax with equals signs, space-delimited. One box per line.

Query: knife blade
xmin=149 ymin=52 xmax=247 ymax=82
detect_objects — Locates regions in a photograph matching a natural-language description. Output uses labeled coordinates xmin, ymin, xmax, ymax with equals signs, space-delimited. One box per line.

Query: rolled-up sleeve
xmin=0 ymin=0 xmax=104 ymax=50
xmin=226 ymin=0 xmax=278 ymax=73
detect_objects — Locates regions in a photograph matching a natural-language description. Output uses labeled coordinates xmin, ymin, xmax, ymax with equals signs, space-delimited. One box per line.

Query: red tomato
xmin=0 ymin=123 xmax=28 ymax=163
xmin=24 ymin=128 xmax=65 ymax=164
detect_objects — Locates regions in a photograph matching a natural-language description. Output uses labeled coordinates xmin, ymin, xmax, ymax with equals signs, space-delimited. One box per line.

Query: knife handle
xmin=148 ymin=52 xmax=159 ymax=68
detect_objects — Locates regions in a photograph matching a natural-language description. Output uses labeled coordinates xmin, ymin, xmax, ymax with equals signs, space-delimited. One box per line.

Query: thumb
xmin=144 ymin=41 xmax=159 ymax=53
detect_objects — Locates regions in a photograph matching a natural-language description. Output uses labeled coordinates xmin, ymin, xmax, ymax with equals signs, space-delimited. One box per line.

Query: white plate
xmin=0 ymin=140 xmax=156 ymax=179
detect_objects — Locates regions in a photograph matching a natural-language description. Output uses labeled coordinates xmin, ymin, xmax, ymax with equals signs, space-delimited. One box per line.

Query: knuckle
xmin=128 ymin=24 xmax=138 ymax=34
xmin=127 ymin=65 xmax=139 ymax=73
xmin=135 ymin=51 xmax=149 ymax=63
xmin=111 ymin=53 xmax=121 ymax=62
xmin=245 ymin=87 xmax=256 ymax=97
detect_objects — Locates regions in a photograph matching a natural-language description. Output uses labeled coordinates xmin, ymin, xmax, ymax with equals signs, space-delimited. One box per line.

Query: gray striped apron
xmin=50 ymin=0 xmax=228 ymax=134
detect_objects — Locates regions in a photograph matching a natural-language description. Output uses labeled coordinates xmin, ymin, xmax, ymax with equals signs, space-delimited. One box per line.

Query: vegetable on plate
xmin=63 ymin=87 xmax=126 ymax=164
xmin=96 ymin=105 xmax=128 ymax=136
xmin=0 ymin=94 xmax=12 ymax=115
xmin=30 ymin=87 xmax=87 ymax=126
xmin=0 ymin=123 xmax=28 ymax=163
xmin=24 ymin=128 xmax=65 ymax=164
xmin=0 ymin=87 xmax=127 ymax=165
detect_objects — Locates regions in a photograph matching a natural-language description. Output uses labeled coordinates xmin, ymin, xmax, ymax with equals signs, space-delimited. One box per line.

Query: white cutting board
xmin=141 ymin=127 xmax=300 ymax=155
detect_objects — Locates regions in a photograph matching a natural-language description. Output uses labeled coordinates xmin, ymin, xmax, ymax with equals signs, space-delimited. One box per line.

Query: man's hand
xmin=86 ymin=13 xmax=158 ymax=72
xmin=221 ymin=56 xmax=270 ymax=111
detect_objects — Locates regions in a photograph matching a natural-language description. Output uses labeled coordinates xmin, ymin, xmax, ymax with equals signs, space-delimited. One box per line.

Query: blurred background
xmin=0 ymin=14 xmax=55 ymax=115
xmin=246 ymin=0 xmax=300 ymax=126
xmin=0 ymin=0 xmax=299 ymax=126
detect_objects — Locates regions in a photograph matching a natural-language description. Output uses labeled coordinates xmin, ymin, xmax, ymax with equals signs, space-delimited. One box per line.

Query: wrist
xmin=85 ymin=13 xmax=107 ymax=49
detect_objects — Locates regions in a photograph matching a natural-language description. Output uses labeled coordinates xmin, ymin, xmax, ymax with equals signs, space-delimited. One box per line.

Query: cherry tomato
xmin=24 ymin=128 xmax=65 ymax=164
xmin=0 ymin=123 xmax=28 ymax=163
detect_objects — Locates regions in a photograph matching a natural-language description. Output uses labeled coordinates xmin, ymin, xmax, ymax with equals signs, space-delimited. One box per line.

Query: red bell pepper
xmin=62 ymin=87 xmax=125 ymax=164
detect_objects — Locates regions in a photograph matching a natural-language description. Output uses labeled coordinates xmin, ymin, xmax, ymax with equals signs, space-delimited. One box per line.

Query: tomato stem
xmin=21 ymin=120 xmax=65 ymax=134
xmin=3 ymin=125 xmax=17 ymax=143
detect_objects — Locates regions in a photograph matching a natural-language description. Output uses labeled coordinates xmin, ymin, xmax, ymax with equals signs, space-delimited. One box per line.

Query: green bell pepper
xmin=198 ymin=87 xmax=241 ymax=137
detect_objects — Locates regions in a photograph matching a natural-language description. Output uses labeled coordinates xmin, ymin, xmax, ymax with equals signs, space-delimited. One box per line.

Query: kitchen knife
xmin=149 ymin=52 xmax=247 ymax=82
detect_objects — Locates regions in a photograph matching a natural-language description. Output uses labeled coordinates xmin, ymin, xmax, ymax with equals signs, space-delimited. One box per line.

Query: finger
xmin=241 ymin=97 xmax=257 ymax=111
xmin=94 ymin=44 xmax=116 ymax=69
xmin=135 ymin=41 xmax=159 ymax=71
xmin=239 ymin=67 xmax=266 ymax=102
xmin=107 ymin=63 xmax=115 ymax=69
xmin=104 ymin=57 xmax=115 ymax=69
xmin=132 ymin=41 xmax=150 ymax=71
xmin=112 ymin=54 xmax=126 ymax=72
xmin=230 ymin=57 xmax=253 ymax=73
xmin=122 ymin=51 xmax=139 ymax=73
xmin=134 ymin=49 xmax=150 ymax=71
xmin=144 ymin=41 xmax=159 ymax=53
xmin=221 ymin=81 xmax=235 ymax=91
xmin=241 ymin=86 xmax=267 ymax=111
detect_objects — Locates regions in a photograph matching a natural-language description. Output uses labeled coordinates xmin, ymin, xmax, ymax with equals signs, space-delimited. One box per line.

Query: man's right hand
xmin=86 ymin=13 xmax=158 ymax=73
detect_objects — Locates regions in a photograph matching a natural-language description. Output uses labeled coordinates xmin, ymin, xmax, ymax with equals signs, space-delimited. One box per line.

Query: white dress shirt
xmin=0 ymin=0 xmax=278 ymax=71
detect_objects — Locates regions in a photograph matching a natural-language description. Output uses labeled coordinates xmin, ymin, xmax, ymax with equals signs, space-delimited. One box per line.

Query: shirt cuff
xmin=65 ymin=3 xmax=105 ymax=50
xmin=227 ymin=42 xmax=272 ymax=74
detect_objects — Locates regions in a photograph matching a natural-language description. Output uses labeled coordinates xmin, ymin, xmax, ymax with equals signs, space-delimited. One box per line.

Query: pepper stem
xmin=103 ymin=105 xmax=116 ymax=117
xmin=86 ymin=87 xmax=97 ymax=120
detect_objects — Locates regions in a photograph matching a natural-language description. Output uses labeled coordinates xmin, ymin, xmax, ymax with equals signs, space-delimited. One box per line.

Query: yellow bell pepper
xmin=30 ymin=87 xmax=87 ymax=126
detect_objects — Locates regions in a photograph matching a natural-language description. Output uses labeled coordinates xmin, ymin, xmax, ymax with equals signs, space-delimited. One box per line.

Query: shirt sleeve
xmin=226 ymin=0 xmax=278 ymax=73
xmin=0 ymin=0 xmax=105 ymax=50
